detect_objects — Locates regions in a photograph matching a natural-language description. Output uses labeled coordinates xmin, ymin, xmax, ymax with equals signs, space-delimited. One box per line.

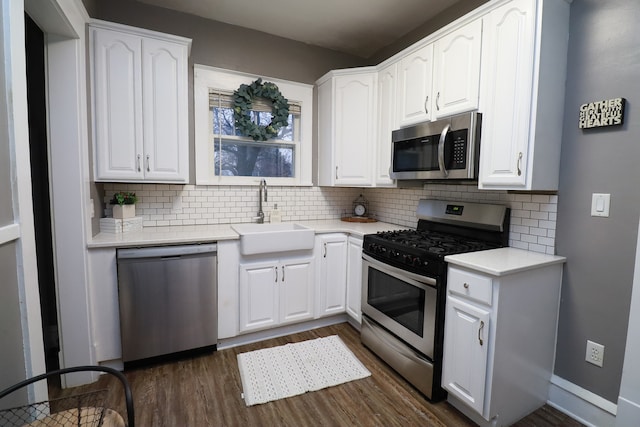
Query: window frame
xmin=194 ymin=65 xmax=313 ymax=186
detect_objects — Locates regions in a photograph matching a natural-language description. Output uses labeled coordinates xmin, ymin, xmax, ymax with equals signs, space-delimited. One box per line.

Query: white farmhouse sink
xmin=231 ymin=223 xmax=315 ymax=255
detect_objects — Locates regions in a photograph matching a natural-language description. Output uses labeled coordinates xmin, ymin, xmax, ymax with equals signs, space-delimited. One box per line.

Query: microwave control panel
xmin=449 ymin=129 xmax=468 ymax=169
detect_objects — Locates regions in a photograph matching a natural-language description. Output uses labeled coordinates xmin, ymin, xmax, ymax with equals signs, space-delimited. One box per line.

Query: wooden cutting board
xmin=341 ymin=216 xmax=377 ymax=223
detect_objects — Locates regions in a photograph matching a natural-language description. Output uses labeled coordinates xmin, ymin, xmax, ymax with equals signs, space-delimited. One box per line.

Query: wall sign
xmin=579 ymin=97 xmax=625 ymax=129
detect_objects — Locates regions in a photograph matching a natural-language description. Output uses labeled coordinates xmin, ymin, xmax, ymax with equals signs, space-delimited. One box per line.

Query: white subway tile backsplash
xmin=103 ymin=182 xmax=558 ymax=254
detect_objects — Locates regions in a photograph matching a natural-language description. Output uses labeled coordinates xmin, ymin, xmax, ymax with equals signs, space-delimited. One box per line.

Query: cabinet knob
xmin=463 ymin=282 xmax=469 ymax=289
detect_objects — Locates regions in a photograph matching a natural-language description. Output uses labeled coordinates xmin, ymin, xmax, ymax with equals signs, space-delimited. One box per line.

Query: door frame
xmin=24 ymin=0 xmax=96 ymax=386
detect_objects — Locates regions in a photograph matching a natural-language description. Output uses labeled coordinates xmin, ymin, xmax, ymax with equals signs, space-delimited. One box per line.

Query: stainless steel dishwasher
xmin=116 ymin=244 xmax=217 ymax=365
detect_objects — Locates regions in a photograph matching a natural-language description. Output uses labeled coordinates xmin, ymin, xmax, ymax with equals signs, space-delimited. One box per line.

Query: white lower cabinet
xmin=442 ymin=259 xmax=564 ymax=426
xmin=239 ymin=256 xmax=314 ymax=333
xmin=443 ymin=295 xmax=490 ymax=414
xmin=346 ymin=236 xmax=363 ymax=323
xmin=315 ymin=234 xmax=348 ymax=317
xmin=87 ymin=248 xmax=121 ymax=362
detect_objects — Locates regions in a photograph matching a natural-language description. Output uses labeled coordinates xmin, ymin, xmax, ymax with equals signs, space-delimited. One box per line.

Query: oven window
xmin=367 ymin=268 xmax=425 ymax=337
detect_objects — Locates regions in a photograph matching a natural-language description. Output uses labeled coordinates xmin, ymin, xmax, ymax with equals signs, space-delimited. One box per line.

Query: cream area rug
xmin=237 ymin=335 xmax=371 ymax=406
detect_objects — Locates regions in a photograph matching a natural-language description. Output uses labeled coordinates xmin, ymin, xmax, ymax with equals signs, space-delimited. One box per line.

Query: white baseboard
xmin=548 ymin=375 xmax=617 ymax=427
xmin=218 ymin=314 xmax=349 ymax=350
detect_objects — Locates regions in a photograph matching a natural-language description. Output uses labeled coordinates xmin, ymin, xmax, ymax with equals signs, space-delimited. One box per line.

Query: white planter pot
xmin=112 ymin=204 xmax=135 ymax=219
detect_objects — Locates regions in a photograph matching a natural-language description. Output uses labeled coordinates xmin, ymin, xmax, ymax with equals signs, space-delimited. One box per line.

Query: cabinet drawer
xmin=448 ymin=268 xmax=493 ymax=306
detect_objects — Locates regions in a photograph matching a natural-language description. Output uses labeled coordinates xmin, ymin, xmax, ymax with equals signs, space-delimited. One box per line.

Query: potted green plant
xmin=110 ymin=192 xmax=137 ymax=219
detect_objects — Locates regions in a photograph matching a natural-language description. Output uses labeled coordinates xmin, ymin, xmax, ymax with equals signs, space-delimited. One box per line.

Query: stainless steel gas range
xmin=361 ymin=199 xmax=510 ymax=401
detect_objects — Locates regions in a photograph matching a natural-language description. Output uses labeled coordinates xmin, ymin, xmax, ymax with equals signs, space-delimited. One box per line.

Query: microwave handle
xmin=437 ymin=124 xmax=451 ymax=177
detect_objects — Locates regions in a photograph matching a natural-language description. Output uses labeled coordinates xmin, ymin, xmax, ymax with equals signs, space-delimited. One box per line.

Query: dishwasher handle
xmin=117 ymin=243 xmax=217 ymax=260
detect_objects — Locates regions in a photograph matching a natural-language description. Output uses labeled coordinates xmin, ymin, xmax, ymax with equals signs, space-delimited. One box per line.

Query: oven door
xmin=361 ymin=253 xmax=437 ymax=359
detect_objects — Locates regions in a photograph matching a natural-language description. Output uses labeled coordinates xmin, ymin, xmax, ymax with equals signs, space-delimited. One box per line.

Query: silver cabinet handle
xmin=274 ymin=266 xmax=278 ymax=282
xmin=424 ymin=95 xmax=429 ymax=115
xmin=137 ymin=154 xmax=141 ymax=172
xmin=437 ymin=124 xmax=451 ymax=177
xmin=478 ymin=320 xmax=485 ymax=346
xmin=463 ymin=283 xmax=469 ymax=289
xmin=517 ymin=152 xmax=523 ymax=176
xmin=282 ymin=265 xmax=285 ymax=282
xmin=323 ymin=242 xmax=327 ymax=258
xmin=436 ymin=92 xmax=441 ymax=111
xmin=335 ymin=166 xmax=338 ymax=180
xmin=146 ymin=154 xmax=151 ymax=172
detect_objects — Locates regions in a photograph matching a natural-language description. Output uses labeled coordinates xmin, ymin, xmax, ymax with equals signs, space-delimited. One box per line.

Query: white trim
xmin=27 ymin=0 xmax=96 ymax=386
xmin=548 ymin=375 xmax=617 ymax=427
xmin=616 ymin=218 xmax=640 ymax=425
xmin=194 ymin=64 xmax=313 ymax=186
xmin=218 ymin=314 xmax=348 ymax=350
xmin=0 ymin=223 xmax=20 ymax=244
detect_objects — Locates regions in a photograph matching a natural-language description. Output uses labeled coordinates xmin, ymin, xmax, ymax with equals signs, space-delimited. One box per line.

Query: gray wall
xmin=555 ymin=0 xmax=640 ymax=402
xmin=369 ymin=0 xmax=489 ymax=64
xmin=0 ymin=8 xmax=27 ymax=401
xmin=93 ymin=0 xmax=365 ymax=84
xmin=0 ymin=242 xmax=27 ymax=408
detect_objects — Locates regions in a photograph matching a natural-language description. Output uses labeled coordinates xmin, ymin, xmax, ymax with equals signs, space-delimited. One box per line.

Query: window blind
xmin=209 ymin=90 xmax=301 ymax=114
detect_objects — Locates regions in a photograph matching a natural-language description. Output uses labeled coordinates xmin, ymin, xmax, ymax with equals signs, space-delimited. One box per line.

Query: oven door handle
xmin=437 ymin=124 xmax=451 ymax=177
xmin=362 ymin=253 xmax=436 ymax=287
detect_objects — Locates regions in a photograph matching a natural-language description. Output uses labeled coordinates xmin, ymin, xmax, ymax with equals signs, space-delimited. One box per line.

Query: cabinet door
xmin=346 ymin=236 xmax=363 ymax=322
xmin=239 ymin=260 xmax=279 ymax=332
xmin=397 ymin=43 xmax=433 ymax=127
xmin=376 ymin=63 xmax=397 ymax=186
xmin=317 ymin=236 xmax=347 ymax=317
xmin=433 ymin=19 xmax=482 ymax=118
xmin=442 ymin=295 xmax=490 ymax=415
xmin=478 ymin=0 xmax=536 ymax=189
xmin=92 ymin=28 xmax=144 ymax=181
xmin=141 ymin=38 xmax=189 ymax=182
xmin=334 ymin=73 xmax=376 ymax=186
xmin=280 ymin=257 xmax=315 ymax=324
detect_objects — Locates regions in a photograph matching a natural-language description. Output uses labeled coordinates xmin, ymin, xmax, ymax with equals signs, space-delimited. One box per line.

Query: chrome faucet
xmin=256 ymin=179 xmax=268 ymax=223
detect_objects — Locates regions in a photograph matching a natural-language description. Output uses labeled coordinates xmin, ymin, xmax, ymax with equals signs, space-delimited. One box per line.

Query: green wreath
xmin=233 ymin=78 xmax=290 ymax=141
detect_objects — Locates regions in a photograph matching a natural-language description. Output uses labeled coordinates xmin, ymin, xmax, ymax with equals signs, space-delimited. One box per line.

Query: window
xmin=194 ymin=65 xmax=313 ymax=186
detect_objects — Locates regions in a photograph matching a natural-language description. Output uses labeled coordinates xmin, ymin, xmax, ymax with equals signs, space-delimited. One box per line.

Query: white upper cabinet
xmin=90 ymin=20 xmax=190 ymax=183
xmin=432 ymin=19 xmax=482 ymax=119
xmin=376 ymin=63 xmax=398 ymax=186
xmin=478 ymin=0 xmax=570 ymax=190
xmin=397 ymin=44 xmax=434 ymax=127
xmin=317 ymin=69 xmax=377 ymax=186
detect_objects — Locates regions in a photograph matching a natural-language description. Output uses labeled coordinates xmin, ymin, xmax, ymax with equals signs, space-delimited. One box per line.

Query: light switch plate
xmin=591 ymin=193 xmax=610 ymax=217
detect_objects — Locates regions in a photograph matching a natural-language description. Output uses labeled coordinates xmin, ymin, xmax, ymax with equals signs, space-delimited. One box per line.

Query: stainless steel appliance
xmin=390 ymin=112 xmax=481 ymax=181
xmin=117 ymin=244 xmax=218 ymax=365
xmin=361 ymin=200 xmax=509 ymax=400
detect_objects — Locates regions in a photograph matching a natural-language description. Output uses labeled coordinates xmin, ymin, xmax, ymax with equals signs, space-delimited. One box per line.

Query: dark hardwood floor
xmin=53 ymin=323 xmax=582 ymax=426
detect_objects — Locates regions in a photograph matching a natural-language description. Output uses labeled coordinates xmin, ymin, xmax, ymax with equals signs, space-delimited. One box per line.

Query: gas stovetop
xmin=363 ymin=200 xmax=510 ymax=276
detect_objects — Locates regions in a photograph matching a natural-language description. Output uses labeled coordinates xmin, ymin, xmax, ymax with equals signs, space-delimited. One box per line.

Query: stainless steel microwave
xmin=390 ymin=112 xmax=481 ymax=180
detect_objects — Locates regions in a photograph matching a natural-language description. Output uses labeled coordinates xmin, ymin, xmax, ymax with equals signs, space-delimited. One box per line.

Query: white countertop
xmin=88 ymin=219 xmax=408 ymax=249
xmin=445 ymin=247 xmax=566 ymax=276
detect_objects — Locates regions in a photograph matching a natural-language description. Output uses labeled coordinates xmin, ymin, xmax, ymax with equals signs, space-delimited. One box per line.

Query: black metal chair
xmin=0 ymin=365 xmax=134 ymax=427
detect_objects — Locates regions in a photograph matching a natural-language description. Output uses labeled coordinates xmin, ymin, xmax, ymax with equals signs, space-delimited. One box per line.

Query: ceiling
xmin=132 ymin=0 xmax=464 ymax=58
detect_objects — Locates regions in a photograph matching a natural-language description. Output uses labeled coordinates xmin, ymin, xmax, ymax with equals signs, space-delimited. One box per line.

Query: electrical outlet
xmin=586 ymin=340 xmax=605 ymax=367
